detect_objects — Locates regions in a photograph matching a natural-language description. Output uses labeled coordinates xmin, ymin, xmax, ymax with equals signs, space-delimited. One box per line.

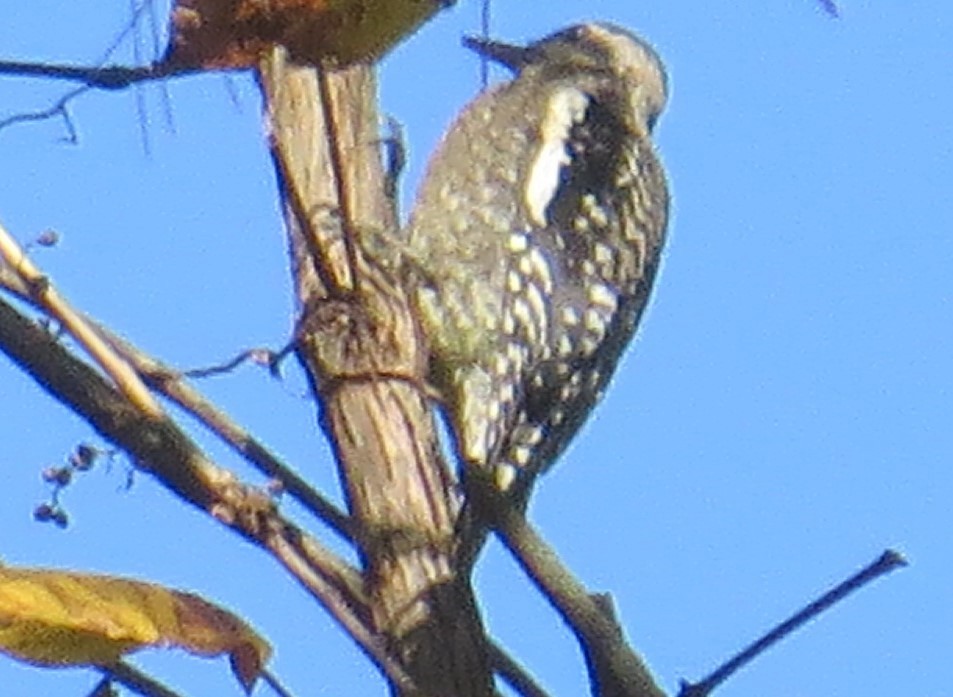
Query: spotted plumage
xmin=404 ymin=23 xmax=669 ymax=491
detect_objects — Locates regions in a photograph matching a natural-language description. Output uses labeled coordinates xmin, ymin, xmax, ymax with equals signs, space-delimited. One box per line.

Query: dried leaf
xmin=166 ymin=0 xmax=449 ymax=69
xmin=0 ymin=566 xmax=270 ymax=692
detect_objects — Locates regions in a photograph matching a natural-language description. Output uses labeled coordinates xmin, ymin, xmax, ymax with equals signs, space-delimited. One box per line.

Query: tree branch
xmin=487 ymin=641 xmax=552 ymax=697
xmin=100 ymin=329 xmax=355 ymax=542
xmin=257 ymin=49 xmax=495 ymax=696
xmin=0 ymin=85 xmax=86 ymax=140
xmin=0 ymin=223 xmax=162 ymax=417
xmin=1 ymin=250 xmax=353 ymax=543
xmin=679 ymin=549 xmax=907 ymax=697
xmin=99 ymin=661 xmax=185 ymax=697
xmin=0 ymin=293 xmax=413 ymax=686
xmin=485 ymin=493 xmax=665 ymax=697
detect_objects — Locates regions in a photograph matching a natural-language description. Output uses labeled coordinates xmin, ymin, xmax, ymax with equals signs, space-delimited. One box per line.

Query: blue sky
xmin=1 ymin=2 xmax=950 ymax=696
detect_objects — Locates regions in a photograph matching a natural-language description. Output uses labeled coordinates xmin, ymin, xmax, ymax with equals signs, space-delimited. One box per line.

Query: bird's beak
xmin=462 ymin=36 xmax=531 ymax=71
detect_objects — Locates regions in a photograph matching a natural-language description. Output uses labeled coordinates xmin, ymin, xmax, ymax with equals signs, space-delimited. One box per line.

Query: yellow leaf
xmin=0 ymin=566 xmax=271 ymax=692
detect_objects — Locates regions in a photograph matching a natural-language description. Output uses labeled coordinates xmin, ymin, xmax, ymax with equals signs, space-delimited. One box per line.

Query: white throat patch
xmin=524 ymin=87 xmax=590 ymax=228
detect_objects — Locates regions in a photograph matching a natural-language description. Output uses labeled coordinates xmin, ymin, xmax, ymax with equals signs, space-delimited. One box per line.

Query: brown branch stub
xmin=257 ymin=48 xmax=494 ymax=695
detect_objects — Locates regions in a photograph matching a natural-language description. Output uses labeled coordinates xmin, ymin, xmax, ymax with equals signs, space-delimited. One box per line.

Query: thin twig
xmin=0 ymin=60 xmax=197 ymax=90
xmin=99 ymin=329 xmax=356 ymax=542
xmin=0 ymin=3 xmax=173 ymax=140
xmin=262 ymin=668 xmax=296 ymax=697
xmin=679 ymin=549 xmax=907 ymax=697
xmin=143 ymin=0 xmax=163 ymax=61
xmin=488 ymin=641 xmax=552 ymax=697
xmin=144 ymin=0 xmax=177 ymax=136
xmin=480 ymin=0 xmax=491 ymax=88
xmin=97 ymin=0 xmax=155 ymax=64
xmin=101 ymin=661 xmax=184 ymax=697
xmin=0 ymin=85 xmax=86 ymax=139
xmin=128 ymin=0 xmax=152 ymax=157
xmin=0 ymin=262 xmax=355 ymax=543
xmin=181 ymin=347 xmax=280 ymax=379
xmin=0 ymin=223 xmax=163 ymax=418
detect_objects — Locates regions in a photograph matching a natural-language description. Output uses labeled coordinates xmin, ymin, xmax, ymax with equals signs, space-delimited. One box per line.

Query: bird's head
xmin=464 ymin=22 xmax=668 ymax=134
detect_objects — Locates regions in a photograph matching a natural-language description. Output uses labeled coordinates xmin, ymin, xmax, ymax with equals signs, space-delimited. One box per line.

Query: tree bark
xmin=257 ymin=51 xmax=494 ymax=696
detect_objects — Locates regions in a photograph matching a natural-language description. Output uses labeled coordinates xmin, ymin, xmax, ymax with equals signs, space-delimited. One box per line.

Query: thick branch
xmin=257 ymin=50 xmax=494 ymax=696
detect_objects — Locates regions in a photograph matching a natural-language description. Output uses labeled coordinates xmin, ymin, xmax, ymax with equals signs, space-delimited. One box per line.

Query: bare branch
xmin=0 ymin=2 xmax=173 ymax=139
xmin=264 ymin=512 xmax=413 ymax=690
xmin=181 ymin=347 xmax=282 ymax=379
xmin=100 ymin=661 xmax=185 ymax=697
xmin=0 ymin=265 xmax=354 ymax=541
xmin=0 ymin=224 xmax=163 ymax=417
xmin=0 ymin=85 xmax=86 ymax=140
xmin=0 ymin=294 xmax=415 ymax=685
xmin=484 ymin=491 xmax=664 ymax=697
xmin=100 ymin=329 xmax=356 ymax=542
xmin=679 ymin=549 xmax=907 ymax=697
xmin=488 ymin=641 xmax=552 ymax=697
xmin=0 ymin=59 xmax=200 ymax=90
xmin=261 ymin=668 xmax=297 ymax=697
xmin=0 ymin=55 xmax=223 ymax=139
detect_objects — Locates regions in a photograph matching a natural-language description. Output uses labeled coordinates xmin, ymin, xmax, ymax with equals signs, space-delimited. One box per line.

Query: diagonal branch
xmin=679 ymin=549 xmax=907 ymax=697
xmin=484 ymin=491 xmax=665 ymax=697
xmin=100 ymin=329 xmax=355 ymax=542
xmin=0 ymin=223 xmax=162 ymax=417
xmin=0 ymin=293 xmax=414 ymax=687
xmin=487 ymin=641 xmax=553 ymax=697
xmin=99 ymin=661 xmax=185 ymax=697
xmin=0 ymin=249 xmax=353 ymax=543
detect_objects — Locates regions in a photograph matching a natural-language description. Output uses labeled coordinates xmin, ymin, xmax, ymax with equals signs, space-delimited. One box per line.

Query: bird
xmin=402 ymin=22 xmax=670 ymax=497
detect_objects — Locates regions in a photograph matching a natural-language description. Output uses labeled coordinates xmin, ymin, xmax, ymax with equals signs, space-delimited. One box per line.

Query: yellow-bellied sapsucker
xmin=405 ymin=23 xmax=669 ymax=493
